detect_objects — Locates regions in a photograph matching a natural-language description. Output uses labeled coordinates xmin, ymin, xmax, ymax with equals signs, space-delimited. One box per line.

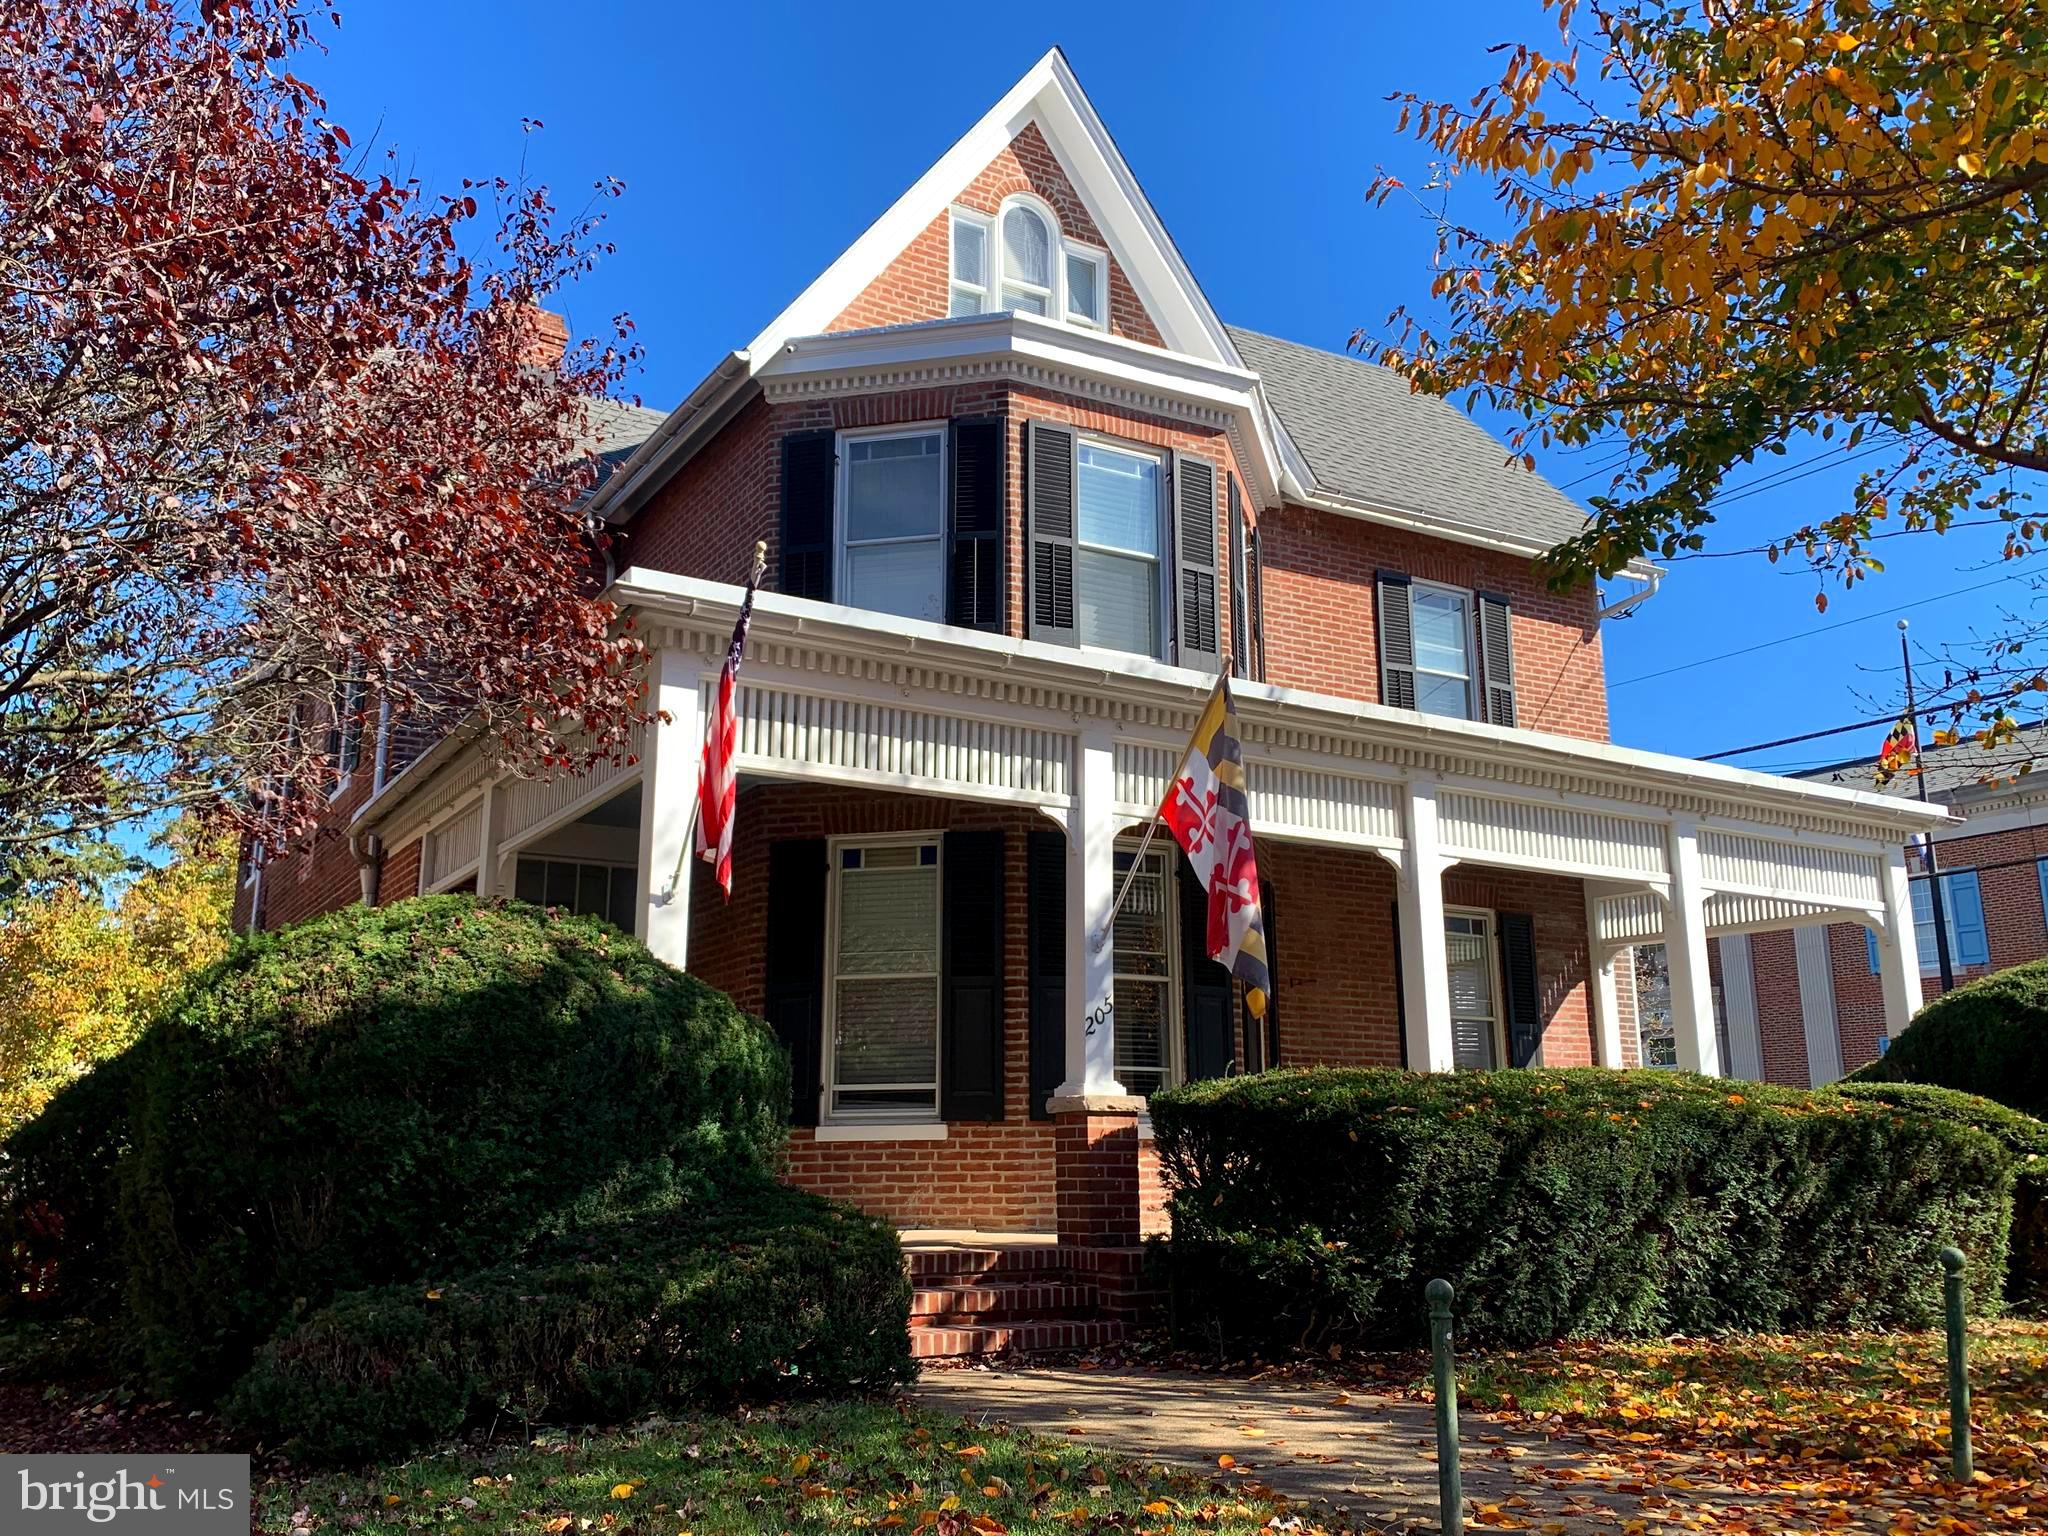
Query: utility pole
xmin=1899 ymin=619 xmax=1955 ymax=995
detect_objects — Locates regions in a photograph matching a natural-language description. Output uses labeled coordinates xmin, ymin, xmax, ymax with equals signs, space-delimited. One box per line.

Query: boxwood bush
xmin=2 ymin=895 xmax=912 ymax=1451
xmin=228 ymin=1180 xmax=913 ymax=1464
xmin=1153 ymin=1067 xmax=2020 ymax=1353
xmin=1852 ymin=959 xmax=2048 ymax=1119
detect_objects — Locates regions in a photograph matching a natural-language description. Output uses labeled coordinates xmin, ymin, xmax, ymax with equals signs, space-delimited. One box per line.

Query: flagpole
xmin=1899 ymin=619 xmax=1955 ymax=995
xmin=660 ymin=541 xmax=766 ymax=904
xmin=1090 ymin=662 xmax=1231 ymax=951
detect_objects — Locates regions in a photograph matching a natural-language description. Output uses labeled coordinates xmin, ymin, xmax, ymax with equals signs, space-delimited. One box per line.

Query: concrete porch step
xmin=910 ymin=1279 xmax=1099 ymax=1325
xmin=907 ymin=1315 xmax=1129 ymax=1361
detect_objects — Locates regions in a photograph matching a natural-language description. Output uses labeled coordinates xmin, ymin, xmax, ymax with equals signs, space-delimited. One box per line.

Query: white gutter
xmin=1598 ymin=565 xmax=1663 ymax=620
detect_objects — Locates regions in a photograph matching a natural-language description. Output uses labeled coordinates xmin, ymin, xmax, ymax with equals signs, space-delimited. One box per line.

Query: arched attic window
xmin=948 ymin=195 xmax=1107 ymax=329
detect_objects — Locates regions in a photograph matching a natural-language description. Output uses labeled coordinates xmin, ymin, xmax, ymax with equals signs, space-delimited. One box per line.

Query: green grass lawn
xmin=258 ymin=1397 xmax=1326 ymax=1536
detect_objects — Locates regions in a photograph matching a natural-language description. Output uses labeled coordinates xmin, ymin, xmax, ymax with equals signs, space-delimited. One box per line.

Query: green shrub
xmin=228 ymin=1179 xmax=912 ymax=1464
xmin=1152 ymin=1068 xmax=2019 ymax=1353
xmin=1851 ymin=959 xmax=2048 ymax=1119
xmin=105 ymin=895 xmax=790 ymax=1397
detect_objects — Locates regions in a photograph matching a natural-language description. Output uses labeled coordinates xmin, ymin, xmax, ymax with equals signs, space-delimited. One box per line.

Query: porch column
xmin=474 ymin=780 xmax=505 ymax=899
xmin=1049 ymin=722 xmax=1141 ymax=1249
xmin=1663 ymin=817 xmax=1722 ymax=1076
xmin=634 ymin=642 xmax=704 ymax=970
xmin=1584 ymin=888 xmax=1628 ymax=1068
xmin=1875 ymin=844 xmax=1925 ymax=1042
xmin=1057 ymin=723 xmax=1124 ymax=1098
xmin=1395 ymin=778 xmax=1456 ymax=1072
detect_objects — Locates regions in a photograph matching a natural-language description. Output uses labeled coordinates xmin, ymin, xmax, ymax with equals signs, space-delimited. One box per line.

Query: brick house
xmin=1687 ymin=730 xmax=2046 ymax=1088
xmin=235 ymin=50 xmax=1946 ymax=1274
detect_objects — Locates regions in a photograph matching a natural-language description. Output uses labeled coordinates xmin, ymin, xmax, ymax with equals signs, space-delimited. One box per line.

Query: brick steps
xmin=901 ymin=1241 xmax=1150 ymax=1362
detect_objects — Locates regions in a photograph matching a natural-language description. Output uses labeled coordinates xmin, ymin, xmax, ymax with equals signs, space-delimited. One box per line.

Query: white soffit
xmin=742 ymin=48 xmax=1239 ymax=372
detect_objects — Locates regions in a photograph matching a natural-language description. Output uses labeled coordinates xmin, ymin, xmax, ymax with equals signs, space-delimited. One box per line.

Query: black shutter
xmin=1248 ymin=524 xmax=1267 ymax=682
xmin=779 ymin=430 xmax=835 ymax=602
xmin=764 ymin=838 xmax=827 ymax=1126
xmin=1477 ymin=592 xmax=1518 ymax=727
xmin=1173 ymin=453 xmax=1221 ymax=672
xmin=948 ymin=419 xmax=1005 ymax=631
xmin=1179 ymin=857 xmax=1233 ymax=1080
xmin=1026 ymin=829 xmax=1067 ymax=1120
xmin=1227 ymin=475 xmax=1248 ymax=677
xmin=1391 ymin=900 xmax=1409 ymax=1071
xmin=1499 ymin=911 xmax=1541 ymax=1068
xmin=1026 ymin=421 xmax=1077 ymax=645
xmin=1377 ymin=571 xmax=1417 ymax=710
xmin=1241 ymin=876 xmax=1277 ymax=1071
xmin=941 ymin=829 xmax=1006 ymax=1121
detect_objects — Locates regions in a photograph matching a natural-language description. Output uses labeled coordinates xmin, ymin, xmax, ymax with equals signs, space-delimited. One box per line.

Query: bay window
xmin=839 ymin=428 xmax=945 ymax=623
xmin=827 ymin=839 xmax=943 ymax=1119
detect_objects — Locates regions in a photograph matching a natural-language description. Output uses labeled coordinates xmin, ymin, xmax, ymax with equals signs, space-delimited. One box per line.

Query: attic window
xmin=947 ymin=200 xmax=1110 ymax=330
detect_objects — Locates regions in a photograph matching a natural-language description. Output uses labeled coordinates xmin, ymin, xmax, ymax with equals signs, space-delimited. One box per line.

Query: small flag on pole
xmin=1158 ymin=673 xmax=1272 ymax=1017
xmin=695 ymin=542 xmax=764 ymax=900
xmin=1875 ymin=715 xmax=1916 ymax=787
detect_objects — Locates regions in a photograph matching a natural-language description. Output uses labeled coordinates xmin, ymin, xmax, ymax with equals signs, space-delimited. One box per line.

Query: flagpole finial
xmin=750 ymin=540 xmax=768 ymax=584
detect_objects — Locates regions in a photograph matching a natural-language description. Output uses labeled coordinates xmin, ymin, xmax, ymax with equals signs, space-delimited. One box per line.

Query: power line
xmin=1700 ymin=698 xmax=1984 ymax=763
xmin=1611 ymin=574 xmax=2017 ymax=687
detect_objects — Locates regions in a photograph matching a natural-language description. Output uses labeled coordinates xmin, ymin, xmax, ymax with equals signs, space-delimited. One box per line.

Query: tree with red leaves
xmin=0 ymin=0 xmax=648 ymax=890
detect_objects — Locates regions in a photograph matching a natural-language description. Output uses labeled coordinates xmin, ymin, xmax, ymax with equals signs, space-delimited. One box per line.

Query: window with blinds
xmin=1111 ymin=844 xmax=1177 ymax=1095
xmin=1445 ymin=911 xmax=1501 ymax=1070
xmin=827 ymin=840 xmax=942 ymax=1118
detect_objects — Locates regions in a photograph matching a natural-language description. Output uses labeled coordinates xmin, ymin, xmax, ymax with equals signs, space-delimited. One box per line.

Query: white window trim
xmin=947 ymin=197 xmax=1108 ymax=332
xmin=1111 ymin=835 xmax=1182 ymax=1098
xmin=1411 ymin=579 xmax=1477 ymax=723
xmin=1445 ymin=905 xmax=1506 ymax=1070
xmin=812 ymin=1122 xmax=950 ymax=1143
xmin=823 ymin=832 xmax=945 ymax=1125
xmin=1062 ymin=239 xmax=1108 ymax=328
xmin=1074 ymin=433 xmax=1170 ymax=664
xmin=833 ymin=423 xmax=949 ymax=625
xmin=947 ymin=205 xmax=993 ymax=316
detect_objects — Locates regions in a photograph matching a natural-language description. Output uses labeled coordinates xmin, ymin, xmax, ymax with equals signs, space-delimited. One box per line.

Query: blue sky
xmin=305 ymin=0 xmax=2031 ymax=771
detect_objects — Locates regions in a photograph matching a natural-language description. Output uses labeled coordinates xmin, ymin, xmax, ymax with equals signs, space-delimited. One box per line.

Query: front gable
xmin=746 ymin=49 xmax=1233 ymax=367
xmin=827 ymin=121 xmax=1164 ymax=347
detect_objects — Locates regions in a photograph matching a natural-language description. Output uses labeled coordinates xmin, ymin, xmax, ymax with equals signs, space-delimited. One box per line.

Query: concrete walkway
xmin=917 ymin=1365 xmax=1664 ymax=1532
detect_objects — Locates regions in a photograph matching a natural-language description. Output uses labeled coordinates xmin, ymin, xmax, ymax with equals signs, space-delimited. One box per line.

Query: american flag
xmin=694 ymin=549 xmax=762 ymax=899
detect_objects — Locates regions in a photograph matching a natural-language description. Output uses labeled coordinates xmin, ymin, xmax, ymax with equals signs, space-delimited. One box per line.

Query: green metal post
xmin=1941 ymin=1246 xmax=1972 ymax=1481
xmin=1427 ymin=1277 xmax=1463 ymax=1535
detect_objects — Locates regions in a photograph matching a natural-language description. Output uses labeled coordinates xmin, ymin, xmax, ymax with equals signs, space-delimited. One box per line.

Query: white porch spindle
xmin=634 ymin=644 xmax=705 ymax=969
xmin=1396 ymin=780 xmax=1456 ymax=1072
xmin=1875 ymin=844 xmax=1925 ymax=1039
xmin=1663 ymin=818 xmax=1722 ymax=1076
xmin=1584 ymin=888 xmax=1628 ymax=1069
xmin=1060 ymin=726 xmax=1125 ymax=1098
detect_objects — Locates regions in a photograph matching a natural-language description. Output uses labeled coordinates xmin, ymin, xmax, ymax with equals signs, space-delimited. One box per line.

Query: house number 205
xmin=1084 ymin=997 xmax=1113 ymax=1035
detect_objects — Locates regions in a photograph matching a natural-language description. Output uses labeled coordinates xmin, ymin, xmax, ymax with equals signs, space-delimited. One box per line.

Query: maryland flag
xmin=1158 ymin=675 xmax=1273 ymax=1018
xmin=1875 ymin=716 xmax=1917 ymax=787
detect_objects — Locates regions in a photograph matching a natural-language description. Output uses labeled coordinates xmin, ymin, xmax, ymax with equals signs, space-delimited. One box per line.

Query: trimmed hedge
xmin=107 ymin=896 xmax=789 ymax=1396
xmin=1852 ymin=958 xmax=2048 ymax=1119
xmin=1153 ymin=1068 xmax=2020 ymax=1352
xmin=228 ymin=1181 xmax=913 ymax=1464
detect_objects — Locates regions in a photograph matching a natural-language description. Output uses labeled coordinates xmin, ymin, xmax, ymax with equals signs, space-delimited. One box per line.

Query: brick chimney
xmin=511 ymin=304 xmax=569 ymax=369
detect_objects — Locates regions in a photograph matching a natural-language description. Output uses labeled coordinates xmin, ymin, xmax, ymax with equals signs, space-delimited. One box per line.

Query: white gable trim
xmin=742 ymin=49 xmax=1238 ymax=370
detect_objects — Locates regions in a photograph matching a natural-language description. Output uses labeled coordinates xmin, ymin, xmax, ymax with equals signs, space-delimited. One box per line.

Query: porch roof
xmin=608 ymin=567 xmax=1949 ymax=846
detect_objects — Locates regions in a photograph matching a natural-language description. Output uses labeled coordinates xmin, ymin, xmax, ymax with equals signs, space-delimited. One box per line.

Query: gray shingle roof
xmin=1796 ymin=721 xmax=2048 ymax=803
xmin=579 ymin=394 xmax=670 ymax=474
xmin=1227 ymin=325 xmax=1593 ymax=550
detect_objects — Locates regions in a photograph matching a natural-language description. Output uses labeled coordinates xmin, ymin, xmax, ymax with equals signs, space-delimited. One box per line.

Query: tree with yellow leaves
xmin=1370 ymin=0 xmax=2048 ymax=738
xmin=0 ymin=822 xmax=234 ymax=1137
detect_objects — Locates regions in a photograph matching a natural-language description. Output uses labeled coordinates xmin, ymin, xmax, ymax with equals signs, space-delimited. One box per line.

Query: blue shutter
xmin=1944 ymin=870 xmax=1989 ymax=967
xmin=2037 ymin=857 xmax=2048 ymax=935
xmin=1866 ymin=928 xmax=1880 ymax=975
xmin=1909 ymin=880 xmax=1936 ymax=971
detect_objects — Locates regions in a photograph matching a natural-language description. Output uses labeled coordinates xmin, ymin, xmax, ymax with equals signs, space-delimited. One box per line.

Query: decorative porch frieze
xmin=420 ymin=796 xmax=482 ymax=892
xmin=1697 ymin=828 xmax=1883 ymax=909
xmin=1112 ymin=740 xmax=1403 ymax=847
xmin=1436 ymin=789 xmax=1668 ymax=882
xmin=497 ymin=721 xmax=647 ymax=852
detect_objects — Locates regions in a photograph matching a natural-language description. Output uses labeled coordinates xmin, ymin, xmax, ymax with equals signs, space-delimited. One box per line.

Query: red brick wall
xmin=1747 ymin=928 xmax=1811 ymax=1087
xmin=827 ymin=122 xmax=1164 ymax=347
xmin=378 ymin=837 xmax=423 ymax=907
xmin=1260 ymin=841 xmax=1597 ymax=1070
xmin=1256 ymin=502 xmax=1610 ymax=741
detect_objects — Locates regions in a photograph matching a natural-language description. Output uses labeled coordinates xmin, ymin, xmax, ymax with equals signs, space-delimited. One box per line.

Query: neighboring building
xmin=236 ymin=51 xmax=1944 ymax=1257
xmin=1699 ymin=729 xmax=2046 ymax=1087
